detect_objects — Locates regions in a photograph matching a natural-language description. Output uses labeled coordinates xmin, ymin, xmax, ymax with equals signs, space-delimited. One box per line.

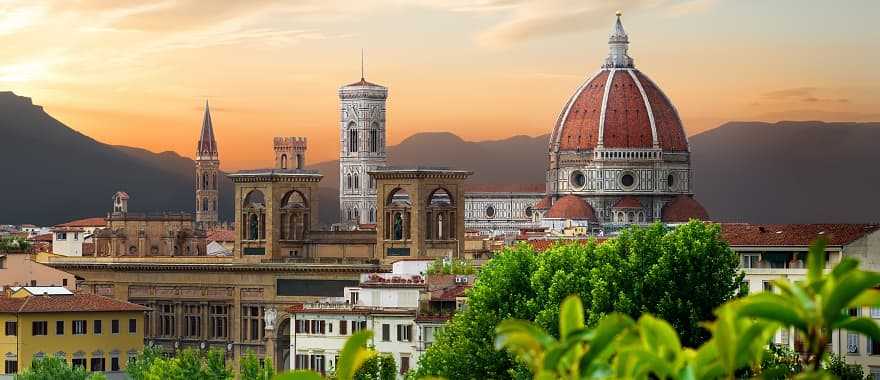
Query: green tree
xmin=14 ymin=357 xmax=91 ymax=380
xmin=204 ymin=348 xmax=233 ymax=380
xmin=126 ymin=345 xmax=164 ymax=380
xmin=825 ymin=353 xmax=866 ymax=380
xmin=415 ymin=221 xmax=742 ymax=380
xmin=353 ymin=352 xmax=395 ymax=380
xmin=239 ymin=351 xmax=264 ymax=380
xmin=177 ymin=348 xmax=206 ymax=379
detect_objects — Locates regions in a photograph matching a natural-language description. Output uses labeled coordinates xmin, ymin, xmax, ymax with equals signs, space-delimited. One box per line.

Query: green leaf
xmin=807 ymin=238 xmax=827 ymax=284
xmin=272 ymin=371 xmax=324 ymax=380
xmin=835 ymin=317 xmax=880 ymax=342
xmin=735 ymin=294 xmax=808 ymax=331
xmin=848 ymin=289 xmax=880 ymax=308
xmin=579 ymin=313 xmax=634 ymax=371
xmin=335 ymin=330 xmax=375 ymax=380
xmin=559 ymin=294 xmax=585 ymax=341
xmin=823 ymin=271 xmax=880 ymax=323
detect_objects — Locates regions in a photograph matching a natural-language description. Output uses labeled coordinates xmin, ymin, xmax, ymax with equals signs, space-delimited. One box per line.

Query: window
xmin=570 ymin=171 xmax=586 ymax=188
xmin=72 ymin=320 xmax=86 ymax=335
xmin=72 ymin=358 xmax=86 ymax=369
xmin=209 ymin=305 xmax=229 ymax=339
xmin=349 ymin=129 xmax=358 ymax=153
xmin=128 ymin=319 xmax=137 ymax=334
xmin=762 ymin=281 xmax=774 ymax=293
xmin=5 ymin=359 xmax=17 ymax=374
xmin=354 ymin=175 xmax=360 ymax=189
xmin=339 ymin=320 xmax=347 ymax=335
xmin=158 ymin=303 xmax=175 ymax=337
xmin=382 ymin=324 xmax=390 ymax=341
xmin=485 ymin=206 xmax=496 ymax=218
xmin=56 ymin=232 xmax=67 ymax=240
xmin=848 ymin=332 xmax=860 ymax=354
xmin=400 ymin=355 xmax=410 ymax=374
xmin=871 ymin=367 xmax=880 ymax=380
xmin=5 ymin=321 xmax=16 ymax=336
xmin=32 ymin=321 xmax=48 ymax=336
xmin=56 ymin=321 xmax=64 ymax=335
xmin=111 ymin=320 xmax=119 ymax=334
xmin=62 ymin=279 xmax=68 ymax=287
xmin=850 ymin=308 xmax=861 ymax=317
xmin=397 ymin=324 xmax=412 ymax=342
xmin=872 ymin=307 xmax=880 ymax=319
xmin=350 ymin=291 xmax=359 ymax=305
xmin=111 ymin=357 xmax=120 ymax=371
xmin=90 ymin=357 xmax=105 ymax=372
xmin=369 ymin=129 xmax=378 ymax=153
xmin=620 ymin=173 xmax=635 ymax=188
xmin=740 ymin=254 xmax=760 ymax=268
xmin=30 ymin=280 xmax=36 ymax=287
xmin=241 ymin=306 xmax=264 ymax=342
xmin=94 ymin=320 xmax=102 ymax=335
xmin=184 ymin=304 xmax=202 ymax=338
xmin=351 ymin=320 xmax=367 ymax=333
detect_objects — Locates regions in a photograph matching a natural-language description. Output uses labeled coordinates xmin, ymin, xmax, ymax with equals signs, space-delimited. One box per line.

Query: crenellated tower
xmin=274 ymin=137 xmax=307 ymax=170
xmin=338 ymin=74 xmax=388 ymax=226
xmin=196 ymin=100 xmax=220 ymax=227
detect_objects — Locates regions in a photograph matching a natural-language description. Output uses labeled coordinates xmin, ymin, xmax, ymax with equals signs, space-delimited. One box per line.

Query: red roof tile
xmin=0 ymin=293 xmax=149 ymax=313
xmin=31 ymin=233 xmax=53 ymax=242
xmin=207 ymin=229 xmax=235 ymax=242
xmin=56 ymin=217 xmax=106 ymax=228
xmin=545 ymin=195 xmax=595 ymax=220
xmin=534 ymin=196 xmax=552 ymax=210
xmin=433 ymin=285 xmax=470 ymax=301
xmin=661 ymin=196 xmax=709 ymax=222
xmin=720 ymin=223 xmax=880 ymax=247
xmin=613 ymin=195 xmax=642 ymax=209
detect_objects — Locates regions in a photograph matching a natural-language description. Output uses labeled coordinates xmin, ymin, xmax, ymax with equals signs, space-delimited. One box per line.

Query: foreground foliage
xmin=14 ymin=356 xmax=105 ymax=380
xmin=126 ymin=346 xmax=233 ymax=380
xmin=494 ymin=238 xmax=880 ymax=379
xmin=415 ymin=221 xmax=743 ymax=380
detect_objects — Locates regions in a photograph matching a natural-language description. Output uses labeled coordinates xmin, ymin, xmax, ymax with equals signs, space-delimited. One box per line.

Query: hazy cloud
xmin=762 ymin=87 xmax=849 ymax=104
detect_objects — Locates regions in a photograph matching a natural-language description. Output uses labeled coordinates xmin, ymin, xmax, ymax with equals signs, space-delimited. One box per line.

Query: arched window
xmin=347 ymin=209 xmax=353 ymax=221
xmin=353 ymin=175 xmax=359 ymax=189
xmin=281 ymin=154 xmax=288 ymax=169
xmin=280 ymin=190 xmax=309 ymax=240
xmin=354 ymin=208 xmax=360 ymax=221
xmin=369 ymin=126 xmax=378 ymax=153
xmin=369 ymin=176 xmax=375 ymax=189
xmin=202 ymin=197 xmax=208 ymax=212
xmin=349 ymin=127 xmax=358 ymax=153
xmin=369 ymin=208 xmax=376 ymax=223
xmin=346 ymin=174 xmax=352 ymax=189
xmin=427 ymin=188 xmax=455 ymax=241
xmin=296 ymin=154 xmax=304 ymax=169
xmin=202 ymin=173 xmax=208 ymax=189
xmin=385 ymin=188 xmax=411 ymax=241
xmin=242 ymin=190 xmax=266 ymax=240
xmin=212 ymin=173 xmax=216 ymax=189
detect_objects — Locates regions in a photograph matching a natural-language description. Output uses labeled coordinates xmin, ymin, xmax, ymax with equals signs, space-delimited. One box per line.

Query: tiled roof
xmin=56 ymin=217 xmax=106 ymax=228
xmin=522 ymin=238 xmax=602 ymax=252
xmin=613 ymin=195 xmax=642 ymax=209
xmin=31 ymin=233 xmax=53 ymax=242
xmin=545 ymin=195 xmax=595 ymax=220
xmin=661 ymin=196 xmax=709 ymax=222
xmin=534 ymin=196 xmax=552 ymax=210
xmin=207 ymin=229 xmax=235 ymax=242
xmin=720 ymin=223 xmax=880 ymax=247
xmin=432 ymin=285 xmax=470 ymax=301
xmin=0 ymin=293 xmax=149 ymax=313
xmin=465 ymin=183 xmax=545 ymax=193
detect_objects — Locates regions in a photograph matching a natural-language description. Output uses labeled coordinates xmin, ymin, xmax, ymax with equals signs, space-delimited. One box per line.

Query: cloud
xmin=0 ymin=2 xmax=47 ymax=35
xmin=762 ymin=87 xmax=849 ymax=104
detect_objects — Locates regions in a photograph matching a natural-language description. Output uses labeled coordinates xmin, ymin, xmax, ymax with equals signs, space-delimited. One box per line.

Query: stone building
xmin=196 ymin=101 xmax=220 ymax=228
xmin=338 ymin=76 xmax=388 ymax=226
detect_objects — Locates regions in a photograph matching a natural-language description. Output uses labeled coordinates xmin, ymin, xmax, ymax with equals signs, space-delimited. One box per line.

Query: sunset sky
xmin=1 ymin=0 xmax=877 ymax=170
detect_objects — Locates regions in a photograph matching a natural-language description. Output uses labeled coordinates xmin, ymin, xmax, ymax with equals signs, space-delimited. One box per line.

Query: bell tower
xmin=338 ymin=71 xmax=388 ymax=226
xmin=196 ymin=100 xmax=220 ymax=228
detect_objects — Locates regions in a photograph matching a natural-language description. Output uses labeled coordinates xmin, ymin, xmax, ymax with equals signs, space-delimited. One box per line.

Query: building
xmin=287 ymin=261 xmax=471 ymax=378
xmin=461 ymin=13 xmax=708 ymax=236
xmin=338 ymin=76 xmax=388 ymax=226
xmin=274 ymin=137 xmax=307 ymax=171
xmin=0 ymin=288 xmax=147 ymax=378
xmin=196 ymin=101 xmax=220 ymax=228
xmin=206 ymin=228 xmax=235 ymax=256
xmin=51 ymin=217 xmax=105 ymax=257
xmin=0 ymin=248 xmax=75 ymax=289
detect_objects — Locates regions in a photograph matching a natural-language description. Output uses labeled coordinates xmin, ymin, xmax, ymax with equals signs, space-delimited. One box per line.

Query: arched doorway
xmin=276 ymin=318 xmax=291 ymax=371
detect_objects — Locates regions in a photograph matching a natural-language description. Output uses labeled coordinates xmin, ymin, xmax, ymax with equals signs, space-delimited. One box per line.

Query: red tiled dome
xmin=661 ymin=195 xmax=709 ymax=223
xmin=545 ymin=195 xmax=595 ymax=220
xmin=534 ymin=196 xmax=552 ymax=210
xmin=549 ymin=69 xmax=687 ymax=153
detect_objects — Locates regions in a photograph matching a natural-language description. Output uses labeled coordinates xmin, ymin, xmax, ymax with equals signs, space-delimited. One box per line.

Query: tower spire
xmin=602 ymin=11 xmax=634 ymax=69
xmin=197 ymin=99 xmax=218 ymax=160
xmin=361 ymin=48 xmax=365 ymax=80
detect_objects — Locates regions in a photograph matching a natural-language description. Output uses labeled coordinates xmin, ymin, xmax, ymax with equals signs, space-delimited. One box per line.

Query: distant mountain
xmin=0 ymin=91 xmax=233 ymax=225
xmin=3 ymin=90 xmax=877 ymax=226
xmin=690 ymin=121 xmax=880 ymax=223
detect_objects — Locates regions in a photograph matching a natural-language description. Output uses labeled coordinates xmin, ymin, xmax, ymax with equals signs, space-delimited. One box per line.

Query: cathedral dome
xmin=661 ymin=195 xmax=709 ymax=223
xmin=545 ymin=195 xmax=596 ymax=220
xmin=549 ymin=14 xmax=688 ymax=153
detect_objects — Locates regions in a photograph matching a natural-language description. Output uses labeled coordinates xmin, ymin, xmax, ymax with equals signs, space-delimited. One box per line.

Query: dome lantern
xmin=603 ymin=11 xmax=634 ymax=69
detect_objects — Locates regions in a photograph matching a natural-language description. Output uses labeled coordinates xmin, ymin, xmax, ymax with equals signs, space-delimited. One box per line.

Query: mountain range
xmin=2 ymin=91 xmax=878 ymax=226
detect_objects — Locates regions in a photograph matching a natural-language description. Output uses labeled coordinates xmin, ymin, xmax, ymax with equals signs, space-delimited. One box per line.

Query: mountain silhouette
xmin=2 ymin=91 xmax=878 ymax=226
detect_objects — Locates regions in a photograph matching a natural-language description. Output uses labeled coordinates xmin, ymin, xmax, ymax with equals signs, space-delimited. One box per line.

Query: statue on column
xmin=264 ymin=307 xmax=277 ymax=330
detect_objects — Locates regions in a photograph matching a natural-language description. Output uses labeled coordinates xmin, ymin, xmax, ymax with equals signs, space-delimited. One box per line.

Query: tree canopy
xmin=414 ymin=221 xmax=743 ymax=380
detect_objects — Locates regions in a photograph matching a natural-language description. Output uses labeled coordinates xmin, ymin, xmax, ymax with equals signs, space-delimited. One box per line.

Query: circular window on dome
xmin=667 ymin=173 xmax=675 ymax=189
xmin=570 ymin=171 xmax=586 ymax=189
xmin=486 ymin=206 xmax=496 ymax=218
xmin=525 ymin=206 xmax=533 ymax=217
xmin=619 ymin=172 xmax=636 ymax=189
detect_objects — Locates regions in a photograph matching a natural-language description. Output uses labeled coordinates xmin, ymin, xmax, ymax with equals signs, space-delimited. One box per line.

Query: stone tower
xmin=338 ymin=75 xmax=388 ymax=225
xmin=196 ymin=100 xmax=220 ymax=227
xmin=274 ymin=137 xmax=307 ymax=170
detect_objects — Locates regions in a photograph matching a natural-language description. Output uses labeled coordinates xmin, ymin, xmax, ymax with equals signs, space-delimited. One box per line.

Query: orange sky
xmin=1 ymin=0 xmax=878 ymax=170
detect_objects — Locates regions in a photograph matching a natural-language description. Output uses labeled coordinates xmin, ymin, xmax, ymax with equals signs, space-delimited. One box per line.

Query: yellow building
xmin=0 ymin=287 xmax=147 ymax=377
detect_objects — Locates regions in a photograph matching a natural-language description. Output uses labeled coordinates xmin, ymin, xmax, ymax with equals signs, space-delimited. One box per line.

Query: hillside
xmin=0 ymin=91 xmax=234 ymax=225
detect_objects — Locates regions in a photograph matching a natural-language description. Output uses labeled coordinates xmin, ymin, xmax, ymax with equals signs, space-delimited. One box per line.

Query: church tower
xmin=338 ymin=74 xmax=387 ymax=226
xmin=196 ymin=101 xmax=220 ymax=228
